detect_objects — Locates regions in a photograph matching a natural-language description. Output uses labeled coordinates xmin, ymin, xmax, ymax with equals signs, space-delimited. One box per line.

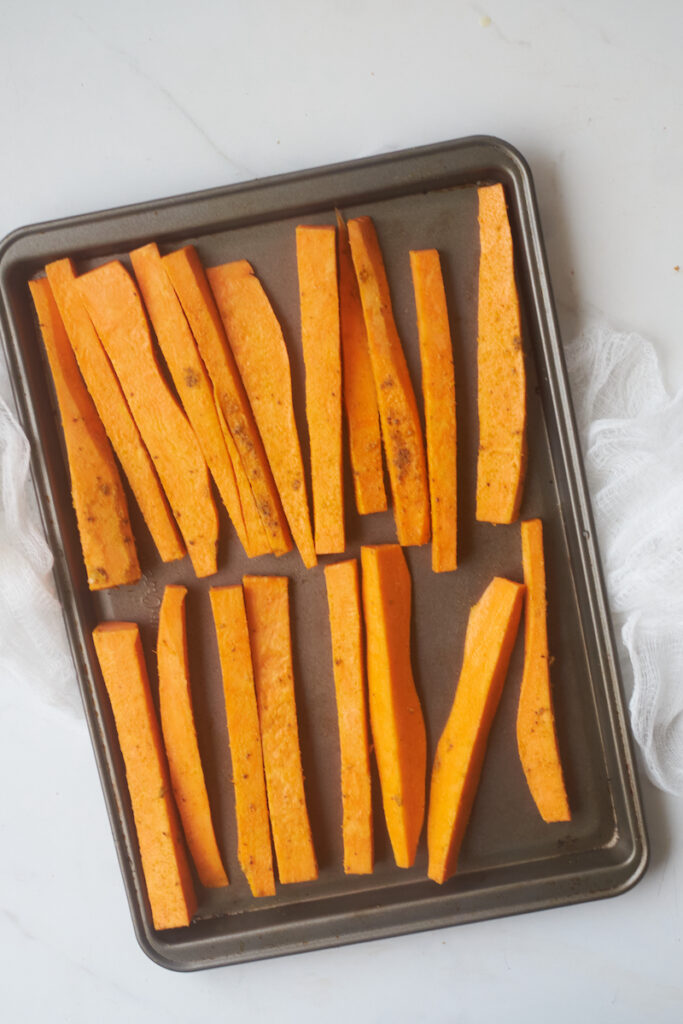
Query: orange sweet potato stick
xmin=210 ymin=586 xmax=276 ymax=897
xmin=242 ymin=575 xmax=318 ymax=884
xmin=517 ymin=519 xmax=570 ymax=822
xmin=77 ymin=262 xmax=218 ymax=578
xmin=410 ymin=249 xmax=457 ymax=573
xmin=476 ymin=184 xmax=527 ymax=523
xmin=162 ymin=246 xmax=291 ymax=556
xmin=93 ymin=622 xmax=196 ymax=929
xmin=336 ymin=212 xmax=387 ymax=516
xmin=324 ymin=559 xmax=373 ymax=874
xmin=360 ymin=544 xmax=427 ymax=868
xmin=348 ymin=217 xmax=430 ymax=547
xmin=207 ymin=260 xmax=316 ymax=569
xmin=130 ymin=244 xmax=249 ymax=555
xmin=427 ymin=576 xmax=525 ymax=884
xmin=45 ymin=258 xmax=184 ymax=564
xmin=29 ymin=278 xmax=140 ymax=590
xmin=157 ymin=586 xmax=229 ymax=889
xmin=295 ymin=225 xmax=345 ymax=554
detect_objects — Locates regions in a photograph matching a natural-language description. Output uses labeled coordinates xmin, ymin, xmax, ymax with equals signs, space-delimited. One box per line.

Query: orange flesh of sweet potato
xmin=92 ymin=622 xmax=197 ymax=929
xmin=162 ymin=246 xmax=292 ymax=556
xmin=29 ymin=278 xmax=140 ymax=589
xmin=213 ymin=392 xmax=272 ymax=557
xmin=348 ymin=217 xmax=429 ymax=547
xmin=130 ymin=244 xmax=249 ymax=555
xmin=157 ymin=586 xmax=229 ymax=888
xmin=410 ymin=249 xmax=457 ymax=572
xmin=45 ymin=258 xmax=184 ymax=564
xmin=427 ymin=576 xmax=525 ymax=883
xmin=296 ymin=225 xmax=345 ymax=554
xmin=336 ymin=212 xmax=387 ymax=516
xmin=242 ymin=575 xmax=318 ymax=884
xmin=210 ymin=586 xmax=276 ymax=897
xmin=324 ymin=559 xmax=373 ymax=875
xmin=476 ymin=184 xmax=527 ymax=524
xmin=517 ymin=519 xmax=570 ymax=822
xmin=207 ymin=260 xmax=317 ymax=569
xmin=77 ymin=261 xmax=218 ymax=578
xmin=360 ymin=544 xmax=427 ymax=868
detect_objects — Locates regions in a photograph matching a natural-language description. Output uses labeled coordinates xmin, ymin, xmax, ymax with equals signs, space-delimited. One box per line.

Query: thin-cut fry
xmin=360 ymin=544 xmax=426 ymax=868
xmin=210 ymin=586 xmax=275 ymax=897
xmin=410 ymin=249 xmax=457 ymax=572
xmin=296 ymin=225 xmax=344 ymax=554
xmin=214 ymin=393 xmax=271 ymax=557
xmin=130 ymin=244 xmax=249 ymax=554
xmin=45 ymin=258 xmax=184 ymax=564
xmin=324 ymin=559 xmax=373 ymax=874
xmin=208 ymin=260 xmax=316 ymax=568
xmin=517 ymin=519 xmax=570 ymax=822
xmin=476 ymin=183 xmax=527 ymax=523
xmin=77 ymin=261 xmax=218 ymax=578
xmin=163 ymin=246 xmax=291 ymax=556
xmin=243 ymin=575 xmax=317 ymax=884
xmin=29 ymin=278 xmax=140 ymax=589
xmin=427 ymin=577 xmax=525 ymax=883
xmin=157 ymin=586 xmax=229 ymax=889
xmin=336 ymin=211 xmax=386 ymax=516
xmin=348 ymin=217 xmax=429 ymax=547
xmin=93 ymin=622 xmax=196 ymax=930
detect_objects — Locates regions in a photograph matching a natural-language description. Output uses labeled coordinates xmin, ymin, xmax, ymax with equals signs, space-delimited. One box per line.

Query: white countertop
xmin=2 ymin=2 xmax=682 ymax=1020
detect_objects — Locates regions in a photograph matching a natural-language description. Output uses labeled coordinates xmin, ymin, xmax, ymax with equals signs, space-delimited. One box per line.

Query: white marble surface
xmin=1 ymin=1 xmax=682 ymax=1020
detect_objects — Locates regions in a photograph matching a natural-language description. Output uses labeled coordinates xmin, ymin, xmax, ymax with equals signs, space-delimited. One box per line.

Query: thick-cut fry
xmin=410 ymin=249 xmax=457 ymax=572
xmin=210 ymin=586 xmax=275 ymax=897
xmin=476 ymin=184 xmax=527 ymax=524
xmin=130 ymin=244 xmax=249 ymax=554
xmin=93 ymin=622 xmax=196 ymax=930
xmin=517 ymin=520 xmax=570 ymax=822
xmin=29 ymin=278 xmax=140 ymax=590
xmin=324 ymin=559 xmax=373 ymax=874
xmin=296 ymin=225 xmax=344 ymax=554
xmin=77 ymin=261 xmax=218 ymax=578
xmin=214 ymin=394 xmax=271 ymax=557
xmin=348 ymin=217 xmax=429 ymax=547
xmin=207 ymin=260 xmax=316 ymax=568
xmin=243 ymin=575 xmax=317 ymax=884
xmin=427 ymin=577 xmax=525 ymax=884
xmin=336 ymin=212 xmax=387 ymax=516
xmin=360 ymin=544 xmax=426 ymax=868
xmin=157 ymin=586 xmax=229 ymax=889
xmin=45 ymin=258 xmax=184 ymax=565
xmin=162 ymin=246 xmax=291 ymax=556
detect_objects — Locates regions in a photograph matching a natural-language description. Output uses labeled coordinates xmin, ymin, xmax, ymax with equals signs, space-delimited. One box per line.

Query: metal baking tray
xmin=0 ymin=136 xmax=647 ymax=971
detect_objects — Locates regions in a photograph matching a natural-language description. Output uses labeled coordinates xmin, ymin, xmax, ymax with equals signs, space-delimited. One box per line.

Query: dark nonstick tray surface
xmin=0 ymin=136 xmax=647 ymax=970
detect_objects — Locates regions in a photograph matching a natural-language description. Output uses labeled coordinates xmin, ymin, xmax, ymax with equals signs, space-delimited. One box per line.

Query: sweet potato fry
xmin=410 ymin=249 xmax=457 ymax=572
xmin=360 ymin=544 xmax=426 ymax=868
xmin=130 ymin=244 xmax=249 ymax=554
xmin=208 ymin=260 xmax=316 ymax=568
xmin=296 ymin=225 xmax=344 ymax=554
xmin=214 ymin=393 xmax=272 ymax=557
xmin=243 ymin=575 xmax=317 ymax=884
xmin=427 ymin=577 xmax=525 ymax=883
xmin=210 ymin=586 xmax=275 ymax=897
xmin=517 ymin=519 xmax=570 ymax=822
xmin=93 ymin=622 xmax=196 ymax=930
xmin=476 ymin=184 xmax=527 ymax=524
xmin=77 ymin=261 xmax=218 ymax=578
xmin=45 ymin=258 xmax=184 ymax=564
xmin=348 ymin=217 xmax=429 ymax=547
xmin=29 ymin=278 xmax=140 ymax=589
xmin=157 ymin=586 xmax=229 ymax=889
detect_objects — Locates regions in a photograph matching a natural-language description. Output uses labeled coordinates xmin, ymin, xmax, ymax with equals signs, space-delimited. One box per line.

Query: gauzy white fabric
xmin=0 ymin=395 xmax=78 ymax=716
xmin=565 ymin=323 xmax=683 ymax=794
